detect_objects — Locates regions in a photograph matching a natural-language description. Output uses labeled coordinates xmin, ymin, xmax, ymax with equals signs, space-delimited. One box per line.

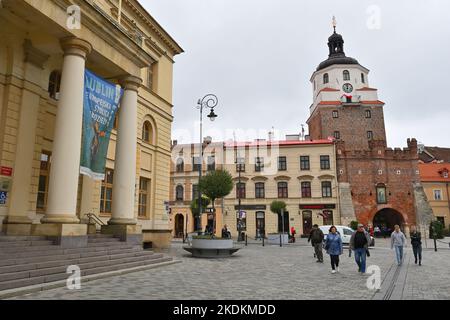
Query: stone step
xmin=87 ymin=241 xmax=132 ymax=247
xmin=0 ymin=240 xmax=54 ymax=248
xmin=0 ymin=236 xmax=47 ymax=242
xmin=87 ymin=234 xmax=116 ymax=239
xmin=87 ymin=237 xmax=121 ymax=243
xmin=0 ymin=245 xmax=144 ymax=267
xmin=0 ymin=247 xmax=148 ymax=273
xmin=0 ymin=255 xmax=172 ymax=291
xmin=0 ymin=244 xmax=60 ymax=254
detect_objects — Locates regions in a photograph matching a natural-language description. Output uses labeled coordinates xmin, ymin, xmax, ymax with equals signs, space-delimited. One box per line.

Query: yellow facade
xmin=421 ymin=182 xmax=450 ymax=228
xmin=0 ymin=0 xmax=182 ymax=246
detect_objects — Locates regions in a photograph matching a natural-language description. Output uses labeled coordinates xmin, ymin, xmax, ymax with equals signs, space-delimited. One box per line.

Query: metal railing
xmin=84 ymin=213 xmax=106 ymax=227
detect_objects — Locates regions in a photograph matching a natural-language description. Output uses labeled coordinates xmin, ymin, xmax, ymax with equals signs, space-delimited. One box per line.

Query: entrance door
xmin=278 ymin=211 xmax=289 ymax=233
xmin=302 ymin=211 xmax=312 ymax=236
xmin=174 ymin=214 xmax=184 ymax=238
xmin=256 ymin=211 xmax=265 ymax=239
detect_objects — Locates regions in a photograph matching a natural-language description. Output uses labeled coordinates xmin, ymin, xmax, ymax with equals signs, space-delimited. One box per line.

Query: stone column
xmin=102 ymin=75 xmax=142 ymax=243
xmin=36 ymin=38 xmax=91 ymax=244
xmin=2 ymin=40 xmax=49 ymax=235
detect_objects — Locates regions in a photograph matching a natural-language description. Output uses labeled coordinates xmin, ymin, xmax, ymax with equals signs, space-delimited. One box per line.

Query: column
xmin=40 ymin=37 xmax=92 ymax=224
xmin=3 ymin=40 xmax=48 ymax=235
xmin=108 ymin=75 xmax=142 ymax=225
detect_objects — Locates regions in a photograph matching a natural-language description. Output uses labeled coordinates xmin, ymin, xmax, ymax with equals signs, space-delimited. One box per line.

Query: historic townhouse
xmin=0 ymin=0 xmax=183 ymax=248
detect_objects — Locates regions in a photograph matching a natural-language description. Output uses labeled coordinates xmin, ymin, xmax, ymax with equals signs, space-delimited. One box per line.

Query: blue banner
xmin=80 ymin=69 xmax=123 ymax=180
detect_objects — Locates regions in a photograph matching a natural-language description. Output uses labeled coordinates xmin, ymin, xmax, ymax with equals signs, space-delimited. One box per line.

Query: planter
xmin=191 ymin=238 xmax=233 ymax=249
xmin=267 ymin=233 xmax=289 ymax=245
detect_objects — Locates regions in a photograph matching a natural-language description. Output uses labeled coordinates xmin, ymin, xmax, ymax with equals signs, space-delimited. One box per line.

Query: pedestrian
xmin=307 ymin=224 xmax=324 ymax=263
xmin=221 ymin=224 xmax=231 ymax=239
xmin=374 ymin=225 xmax=381 ymax=237
xmin=324 ymin=225 xmax=343 ymax=273
xmin=350 ymin=223 xmax=372 ymax=274
xmin=290 ymin=226 xmax=296 ymax=243
xmin=391 ymin=224 xmax=406 ymax=266
xmin=410 ymin=225 xmax=422 ymax=266
xmin=382 ymin=226 xmax=387 ymax=238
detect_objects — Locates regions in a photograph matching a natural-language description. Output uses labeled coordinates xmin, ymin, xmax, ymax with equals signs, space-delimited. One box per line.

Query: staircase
xmin=0 ymin=234 xmax=176 ymax=296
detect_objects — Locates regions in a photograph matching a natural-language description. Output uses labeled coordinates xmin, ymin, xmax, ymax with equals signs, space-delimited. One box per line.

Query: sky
xmin=143 ymin=0 xmax=450 ymax=148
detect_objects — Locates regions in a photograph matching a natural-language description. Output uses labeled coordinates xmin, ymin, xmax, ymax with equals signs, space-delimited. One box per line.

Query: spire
xmin=327 ymin=17 xmax=344 ymax=57
xmin=332 ymin=15 xmax=337 ymax=33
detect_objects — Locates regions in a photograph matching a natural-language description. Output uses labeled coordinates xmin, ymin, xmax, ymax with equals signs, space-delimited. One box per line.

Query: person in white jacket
xmin=391 ymin=225 xmax=406 ymax=266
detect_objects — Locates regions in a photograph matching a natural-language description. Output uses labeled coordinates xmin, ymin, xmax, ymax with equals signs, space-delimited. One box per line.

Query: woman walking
xmin=325 ymin=226 xmax=343 ymax=274
xmin=410 ymin=225 xmax=422 ymax=265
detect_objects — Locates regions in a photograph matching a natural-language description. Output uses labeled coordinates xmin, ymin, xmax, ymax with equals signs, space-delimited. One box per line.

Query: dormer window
xmin=441 ymin=169 xmax=449 ymax=179
xmin=323 ymin=73 xmax=329 ymax=84
xmin=343 ymin=70 xmax=350 ymax=81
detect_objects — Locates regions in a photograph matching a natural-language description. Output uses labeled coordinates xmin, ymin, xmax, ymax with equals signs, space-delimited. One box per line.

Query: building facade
xmin=0 ymin=0 xmax=182 ymax=247
xmin=306 ymin=26 xmax=427 ymax=233
xmin=418 ymin=163 xmax=450 ymax=228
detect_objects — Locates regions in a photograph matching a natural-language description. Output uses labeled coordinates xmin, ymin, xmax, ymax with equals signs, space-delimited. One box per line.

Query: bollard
xmin=280 ymin=233 xmax=282 ymax=247
xmin=434 ymin=237 xmax=437 ymax=252
xmin=262 ymin=236 xmax=265 ymax=247
xmin=245 ymin=234 xmax=248 ymax=246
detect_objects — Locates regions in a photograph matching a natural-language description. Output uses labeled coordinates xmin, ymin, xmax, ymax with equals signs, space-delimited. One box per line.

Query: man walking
xmin=410 ymin=225 xmax=422 ymax=265
xmin=391 ymin=224 xmax=406 ymax=266
xmin=350 ymin=223 xmax=371 ymax=274
xmin=308 ymin=224 xmax=324 ymax=263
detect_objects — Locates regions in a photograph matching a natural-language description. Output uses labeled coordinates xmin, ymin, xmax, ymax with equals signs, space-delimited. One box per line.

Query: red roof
xmin=357 ymin=87 xmax=378 ymax=91
xmin=318 ymin=87 xmax=340 ymax=93
xmin=318 ymin=101 xmax=341 ymax=105
xmin=224 ymin=138 xmax=335 ymax=148
xmin=317 ymin=100 xmax=385 ymax=106
xmin=418 ymin=163 xmax=450 ymax=182
xmin=361 ymin=100 xmax=385 ymax=105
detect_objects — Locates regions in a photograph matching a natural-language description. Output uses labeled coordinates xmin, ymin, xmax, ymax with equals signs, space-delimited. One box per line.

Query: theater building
xmin=0 ymin=0 xmax=183 ymax=247
xmin=306 ymin=25 xmax=432 ymax=232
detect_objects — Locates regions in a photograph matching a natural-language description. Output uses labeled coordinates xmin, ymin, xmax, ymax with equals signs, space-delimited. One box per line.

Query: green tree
xmin=350 ymin=220 xmax=359 ymax=230
xmin=429 ymin=220 xmax=444 ymax=239
xmin=190 ymin=196 xmax=210 ymax=217
xmin=270 ymin=200 xmax=287 ymax=214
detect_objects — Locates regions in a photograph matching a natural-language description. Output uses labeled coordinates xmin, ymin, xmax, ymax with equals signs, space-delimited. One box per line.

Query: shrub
xmin=429 ymin=220 xmax=444 ymax=239
xmin=350 ymin=220 xmax=359 ymax=230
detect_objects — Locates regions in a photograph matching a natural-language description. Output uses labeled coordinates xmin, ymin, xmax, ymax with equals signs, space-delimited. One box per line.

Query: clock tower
xmin=306 ymin=22 xmax=430 ymax=232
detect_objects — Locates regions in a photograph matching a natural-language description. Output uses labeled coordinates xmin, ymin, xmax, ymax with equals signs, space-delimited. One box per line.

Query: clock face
xmin=342 ymin=83 xmax=353 ymax=93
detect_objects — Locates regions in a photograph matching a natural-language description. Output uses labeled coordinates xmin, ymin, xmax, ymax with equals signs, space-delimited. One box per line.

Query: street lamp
xmin=195 ymin=94 xmax=218 ymax=234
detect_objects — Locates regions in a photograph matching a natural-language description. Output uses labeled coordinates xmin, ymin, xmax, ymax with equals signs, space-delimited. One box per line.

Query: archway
xmin=372 ymin=208 xmax=405 ymax=236
xmin=174 ymin=214 xmax=184 ymax=238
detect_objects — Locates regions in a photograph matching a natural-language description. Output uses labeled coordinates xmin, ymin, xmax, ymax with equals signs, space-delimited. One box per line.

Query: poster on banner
xmin=80 ymin=69 xmax=123 ymax=180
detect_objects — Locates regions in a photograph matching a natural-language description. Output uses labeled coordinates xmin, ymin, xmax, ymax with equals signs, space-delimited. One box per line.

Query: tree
xmin=270 ymin=200 xmax=286 ymax=215
xmin=350 ymin=220 xmax=359 ymax=231
xmin=190 ymin=196 xmax=211 ymax=217
xmin=198 ymin=169 xmax=233 ymax=235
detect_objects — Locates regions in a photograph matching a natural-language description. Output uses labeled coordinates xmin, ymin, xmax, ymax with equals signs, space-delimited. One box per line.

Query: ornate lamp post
xmin=195 ymin=94 xmax=218 ymax=233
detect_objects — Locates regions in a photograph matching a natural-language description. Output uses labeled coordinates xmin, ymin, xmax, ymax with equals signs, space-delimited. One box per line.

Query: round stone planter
xmin=191 ymin=238 xmax=233 ymax=249
xmin=184 ymin=238 xmax=240 ymax=258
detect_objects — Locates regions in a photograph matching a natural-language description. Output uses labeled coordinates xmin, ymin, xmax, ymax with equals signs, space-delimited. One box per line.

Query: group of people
xmin=308 ymin=223 xmax=423 ymax=274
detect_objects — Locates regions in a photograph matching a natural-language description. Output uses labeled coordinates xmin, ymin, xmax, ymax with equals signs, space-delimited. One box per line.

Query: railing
xmin=84 ymin=213 xmax=106 ymax=227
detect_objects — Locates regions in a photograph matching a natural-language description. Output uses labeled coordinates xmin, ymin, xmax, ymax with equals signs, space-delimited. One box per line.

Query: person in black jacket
xmin=410 ymin=225 xmax=422 ymax=265
xmin=308 ymin=224 xmax=324 ymax=263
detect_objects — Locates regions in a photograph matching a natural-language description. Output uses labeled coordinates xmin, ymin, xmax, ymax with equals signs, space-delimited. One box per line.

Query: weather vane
xmin=332 ymin=15 xmax=337 ymax=32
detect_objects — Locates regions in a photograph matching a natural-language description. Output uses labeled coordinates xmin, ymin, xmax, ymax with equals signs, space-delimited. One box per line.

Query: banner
xmin=80 ymin=69 xmax=123 ymax=180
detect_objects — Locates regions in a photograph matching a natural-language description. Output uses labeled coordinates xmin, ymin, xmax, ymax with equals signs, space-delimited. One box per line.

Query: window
xmin=344 ymin=228 xmax=354 ymax=236
xmin=334 ymin=131 xmax=340 ymax=140
xmin=332 ymin=110 xmax=338 ymax=118
xmin=236 ymin=183 xmax=246 ymax=199
xmin=192 ymin=157 xmax=201 ymax=172
xmin=323 ymin=210 xmax=333 ymax=225
xmin=147 ymin=62 xmax=157 ymax=91
xmin=300 ymin=156 xmax=310 ymax=170
xmin=100 ymin=169 xmax=114 ymax=214
xmin=236 ymin=157 xmax=245 ymax=172
xmin=376 ymin=185 xmax=387 ymax=204
xmin=343 ymin=70 xmax=350 ymax=81
xmin=142 ymin=121 xmax=152 ymax=143
xmin=444 ymin=172 xmax=449 ymax=179
xmin=36 ymin=151 xmax=51 ymax=211
xmin=176 ymin=158 xmax=184 ymax=172
xmin=255 ymin=157 xmax=264 ymax=172
xmin=361 ymin=73 xmax=365 ymax=83
xmin=175 ymin=185 xmax=184 ymax=201
xmin=278 ymin=156 xmax=287 ymax=171
xmin=367 ymin=131 xmax=373 ymax=140
xmin=255 ymin=182 xmax=265 ymax=199
xmin=323 ymin=73 xmax=329 ymax=84
xmin=138 ymin=177 xmax=150 ymax=217
xmin=320 ymin=155 xmax=330 ymax=170
xmin=321 ymin=181 xmax=332 ymax=198
xmin=207 ymin=156 xmax=215 ymax=171
xmin=48 ymin=70 xmax=61 ymax=100
xmin=192 ymin=184 xmax=199 ymax=201
xmin=301 ymin=181 xmax=311 ymax=198
xmin=434 ymin=190 xmax=442 ymax=201
xmin=365 ymin=110 xmax=371 ymax=118
xmin=278 ymin=182 xmax=288 ymax=198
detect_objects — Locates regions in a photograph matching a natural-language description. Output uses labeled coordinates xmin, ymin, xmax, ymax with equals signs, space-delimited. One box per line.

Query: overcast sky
xmin=144 ymin=0 xmax=450 ymax=148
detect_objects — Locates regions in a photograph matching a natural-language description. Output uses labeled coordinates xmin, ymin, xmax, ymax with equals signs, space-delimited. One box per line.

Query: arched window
xmin=323 ymin=73 xmax=329 ymax=84
xmin=176 ymin=158 xmax=184 ymax=172
xmin=48 ymin=70 xmax=61 ymax=100
xmin=142 ymin=121 xmax=153 ymax=143
xmin=176 ymin=185 xmax=184 ymax=201
xmin=343 ymin=70 xmax=350 ymax=81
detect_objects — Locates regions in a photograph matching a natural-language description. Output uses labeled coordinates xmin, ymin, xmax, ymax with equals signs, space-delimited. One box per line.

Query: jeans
xmin=412 ymin=244 xmax=422 ymax=262
xmin=330 ymin=255 xmax=339 ymax=270
xmin=354 ymin=248 xmax=367 ymax=273
xmin=394 ymin=245 xmax=403 ymax=265
xmin=313 ymin=243 xmax=323 ymax=262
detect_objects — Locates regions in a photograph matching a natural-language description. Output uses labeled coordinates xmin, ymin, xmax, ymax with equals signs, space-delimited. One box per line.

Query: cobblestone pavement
xmin=10 ymin=238 xmax=450 ymax=300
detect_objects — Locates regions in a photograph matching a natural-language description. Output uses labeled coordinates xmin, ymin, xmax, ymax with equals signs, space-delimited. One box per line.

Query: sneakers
xmin=331 ymin=270 xmax=336 ymax=274
xmin=336 ymin=267 xmax=339 ymax=273
xmin=415 ymin=259 xmax=417 ymax=264
xmin=419 ymin=260 xmax=422 ymax=266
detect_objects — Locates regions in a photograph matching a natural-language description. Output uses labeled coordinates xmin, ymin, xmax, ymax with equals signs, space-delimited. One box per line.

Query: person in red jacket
xmin=290 ymin=226 xmax=296 ymax=243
